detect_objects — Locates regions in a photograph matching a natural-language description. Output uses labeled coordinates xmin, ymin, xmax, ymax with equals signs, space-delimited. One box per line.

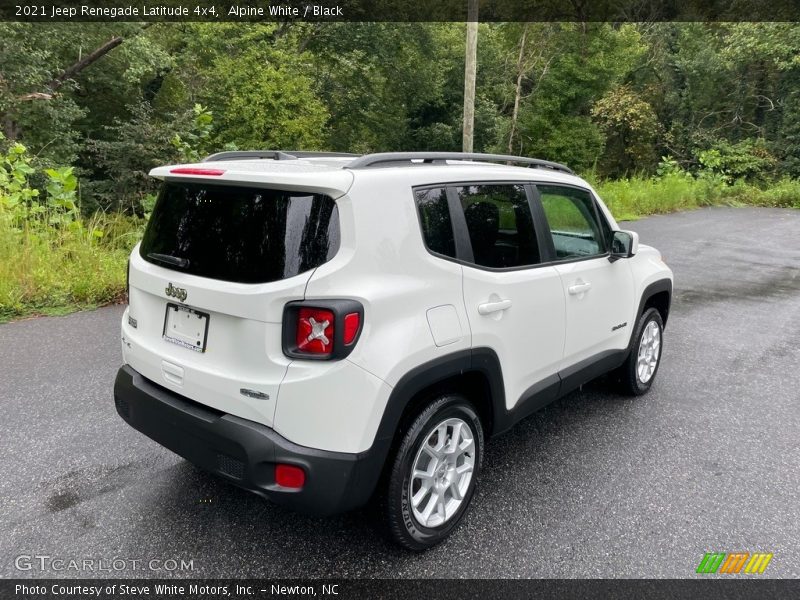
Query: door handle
xmin=568 ymin=281 xmax=592 ymax=295
xmin=478 ymin=299 xmax=512 ymax=315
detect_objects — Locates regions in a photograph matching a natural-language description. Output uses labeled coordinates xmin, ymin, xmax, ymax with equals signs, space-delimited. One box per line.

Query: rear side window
xmin=140 ymin=182 xmax=340 ymax=284
xmin=415 ymin=187 xmax=456 ymax=258
xmin=538 ymin=185 xmax=606 ymax=259
xmin=454 ymin=184 xmax=540 ymax=268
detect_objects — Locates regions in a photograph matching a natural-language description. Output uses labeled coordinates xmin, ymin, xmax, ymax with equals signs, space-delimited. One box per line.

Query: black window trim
xmin=444 ymin=186 xmax=475 ymax=264
xmin=412 ymin=179 xmax=615 ymax=273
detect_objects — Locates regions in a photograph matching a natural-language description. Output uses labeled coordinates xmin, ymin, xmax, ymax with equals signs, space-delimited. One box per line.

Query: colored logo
xmin=696 ymin=552 xmax=773 ymax=574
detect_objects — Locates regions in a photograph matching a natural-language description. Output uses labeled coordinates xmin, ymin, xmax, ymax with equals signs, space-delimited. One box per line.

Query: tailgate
xmin=121 ymin=179 xmax=342 ymax=427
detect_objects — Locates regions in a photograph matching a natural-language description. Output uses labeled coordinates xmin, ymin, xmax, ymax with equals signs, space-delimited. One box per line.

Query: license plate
xmin=163 ymin=303 xmax=209 ymax=352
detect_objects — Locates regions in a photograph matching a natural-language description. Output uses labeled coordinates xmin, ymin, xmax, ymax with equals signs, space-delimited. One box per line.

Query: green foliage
xmin=592 ymin=85 xmax=660 ymax=175
xmin=1 ymin=139 xmax=101 ymax=243
xmin=779 ymin=89 xmax=800 ymax=177
xmin=86 ymin=102 xmax=203 ymax=213
xmin=207 ymin=50 xmax=327 ymax=149
xmin=0 ymin=135 xmax=143 ymax=321
xmin=4 ymin=21 xmax=799 ymax=181
xmin=0 ymin=137 xmax=40 ymax=226
xmin=596 ymin=172 xmax=702 ymax=220
xmin=747 ymin=178 xmax=800 ymax=208
xmin=0 ymin=211 xmax=142 ymax=322
xmin=309 ymin=23 xmax=469 ymax=152
xmin=489 ymin=23 xmax=647 ymax=170
xmin=44 ymin=166 xmax=79 ymax=224
xmin=168 ymin=23 xmax=330 ymax=150
xmin=0 ymin=137 xmax=84 ymax=230
xmin=0 ymin=23 xmax=167 ymax=166
xmin=696 ymin=138 xmax=777 ymax=183
xmin=2 ymin=22 xmax=800 ymax=322
xmin=171 ymin=104 xmax=215 ymax=163
xmin=656 ymin=156 xmax=682 ymax=177
xmin=639 ymin=23 xmax=799 ymax=174
xmin=596 ymin=171 xmax=800 ymax=223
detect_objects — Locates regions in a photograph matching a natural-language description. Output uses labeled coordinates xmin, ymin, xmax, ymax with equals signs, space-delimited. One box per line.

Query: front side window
xmin=140 ymin=182 xmax=340 ymax=284
xmin=538 ymin=185 xmax=607 ymax=259
xmin=454 ymin=184 xmax=540 ymax=269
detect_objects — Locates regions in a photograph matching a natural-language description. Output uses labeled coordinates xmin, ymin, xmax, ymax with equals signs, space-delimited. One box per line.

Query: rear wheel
xmin=618 ymin=307 xmax=664 ymax=395
xmin=385 ymin=395 xmax=484 ymax=551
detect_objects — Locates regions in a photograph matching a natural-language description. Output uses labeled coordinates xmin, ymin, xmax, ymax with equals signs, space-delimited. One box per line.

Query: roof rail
xmin=345 ymin=152 xmax=575 ymax=175
xmin=202 ymin=151 xmax=361 ymax=162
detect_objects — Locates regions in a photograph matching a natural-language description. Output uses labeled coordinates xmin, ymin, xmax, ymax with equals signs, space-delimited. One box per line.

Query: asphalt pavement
xmin=1 ymin=207 xmax=798 ymax=578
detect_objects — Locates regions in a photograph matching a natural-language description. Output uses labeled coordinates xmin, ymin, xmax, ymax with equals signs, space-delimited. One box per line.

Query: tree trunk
xmin=507 ymin=24 xmax=529 ymax=155
xmin=3 ymin=116 xmax=18 ymax=140
xmin=462 ymin=0 xmax=479 ymax=153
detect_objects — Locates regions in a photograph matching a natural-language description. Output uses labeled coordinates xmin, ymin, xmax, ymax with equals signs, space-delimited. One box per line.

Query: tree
xmin=0 ymin=23 xmax=162 ymax=165
xmin=503 ymin=23 xmax=557 ymax=154
xmin=167 ymin=23 xmax=328 ymax=151
xmin=462 ymin=0 xmax=479 ymax=152
xmin=490 ymin=23 xmax=646 ymax=172
xmin=592 ymin=85 xmax=660 ymax=174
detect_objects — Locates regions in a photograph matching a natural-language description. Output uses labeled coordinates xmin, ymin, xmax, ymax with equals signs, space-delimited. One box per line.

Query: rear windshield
xmin=140 ymin=182 xmax=340 ymax=284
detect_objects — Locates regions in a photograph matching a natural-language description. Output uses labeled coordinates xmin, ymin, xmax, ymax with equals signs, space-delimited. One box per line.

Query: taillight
xmin=282 ymin=300 xmax=363 ymax=360
xmin=275 ymin=464 xmax=305 ymax=489
xmin=295 ymin=307 xmax=335 ymax=355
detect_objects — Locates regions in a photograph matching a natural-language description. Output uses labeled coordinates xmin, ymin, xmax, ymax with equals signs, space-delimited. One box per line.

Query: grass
xmin=0 ymin=174 xmax=798 ymax=324
xmin=594 ymin=173 xmax=800 ymax=221
xmin=0 ymin=213 xmax=145 ymax=323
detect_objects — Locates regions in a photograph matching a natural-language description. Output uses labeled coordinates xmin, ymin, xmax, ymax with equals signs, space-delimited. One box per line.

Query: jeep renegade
xmin=114 ymin=151 xmax=673 ymax=550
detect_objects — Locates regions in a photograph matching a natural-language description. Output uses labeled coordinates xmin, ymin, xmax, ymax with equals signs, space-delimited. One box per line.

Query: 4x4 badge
xmin=165 ymin=283 xmax=187 ymax=302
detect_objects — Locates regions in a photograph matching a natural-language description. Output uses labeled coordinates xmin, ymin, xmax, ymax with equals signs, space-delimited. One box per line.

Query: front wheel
xmin=618 ymin=307 xmax=664 ymax=396
xmin=385 ymin=395 xmax=484 ymax=551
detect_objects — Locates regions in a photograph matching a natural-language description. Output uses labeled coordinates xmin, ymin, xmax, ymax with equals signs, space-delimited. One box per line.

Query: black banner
xmin=2 ymin=0 xmax=800 ymax=22
xmin=3 ymin=579 xmax=800 ymax=600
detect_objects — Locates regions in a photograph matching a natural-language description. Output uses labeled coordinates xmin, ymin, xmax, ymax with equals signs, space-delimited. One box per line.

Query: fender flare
xmin=627 ymin=278 xmax=672 ymax=352
xmin=355 ymin=348 xmax=505 ymax=501
xmin=637 ymin=278 xmax=672 ymax=323
xmin=372 ymin=348 xmax=505 ymax=447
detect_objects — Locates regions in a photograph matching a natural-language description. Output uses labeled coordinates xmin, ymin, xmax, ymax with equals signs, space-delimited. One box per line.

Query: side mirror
xmin=609 ymin=230 xmax=639 ymax=262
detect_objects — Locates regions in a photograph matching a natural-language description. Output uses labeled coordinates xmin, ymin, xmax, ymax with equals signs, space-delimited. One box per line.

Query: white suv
xmin=114 ymin=151 xmax=672 ymax=550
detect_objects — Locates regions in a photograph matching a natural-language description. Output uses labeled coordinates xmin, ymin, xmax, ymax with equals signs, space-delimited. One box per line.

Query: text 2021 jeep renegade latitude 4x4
xmin=114 ymin=151 xmax=673 ymax=550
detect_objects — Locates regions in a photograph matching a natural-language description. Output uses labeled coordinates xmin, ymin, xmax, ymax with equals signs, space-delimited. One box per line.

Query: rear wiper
xmin=147 ymin=253 xmax=190 ymax=268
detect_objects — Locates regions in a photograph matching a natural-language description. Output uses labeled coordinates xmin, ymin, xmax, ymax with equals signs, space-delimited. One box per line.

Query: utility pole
xmin=462 ymin=0 xmax=479 ymax=152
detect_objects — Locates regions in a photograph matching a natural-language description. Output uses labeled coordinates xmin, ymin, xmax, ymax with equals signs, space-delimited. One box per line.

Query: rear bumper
xmin=113 ymin=365 xmax=383 ymax=515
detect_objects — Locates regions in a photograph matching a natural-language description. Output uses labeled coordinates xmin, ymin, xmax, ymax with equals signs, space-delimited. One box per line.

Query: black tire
xmin=618 ymin=307 xmax=664 ymax=396
xmin=385 ymin=394 xmax=484 ymax=551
